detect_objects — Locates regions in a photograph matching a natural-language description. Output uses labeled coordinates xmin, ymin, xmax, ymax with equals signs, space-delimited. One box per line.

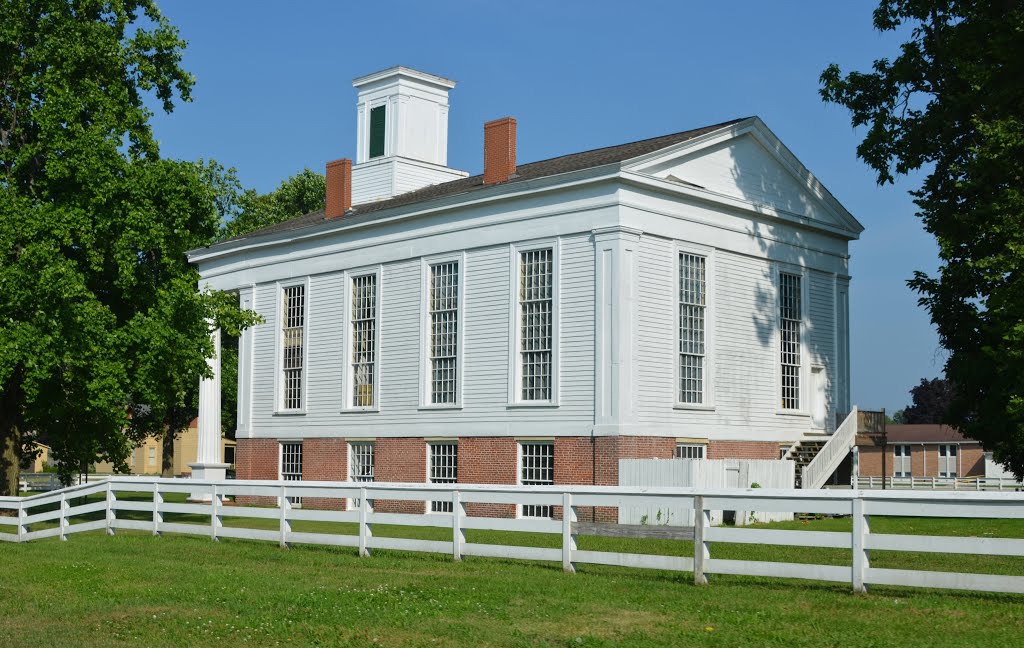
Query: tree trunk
xmin=0 ymin=423 xmax=21 ymax=498
xmin=161 ymin=431 xmax=175 ymax=478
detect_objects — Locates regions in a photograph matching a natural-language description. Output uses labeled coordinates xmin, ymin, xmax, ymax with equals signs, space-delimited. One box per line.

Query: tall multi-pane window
xmin=779 ymin=272 xmax=802 ymax=410
xmin=281 ymin=442 xmax=303 ymax=505
xmin=282 ymin=284 xmax=305 ymax=410
xmin=674 ymin=444 xmax=705 ymax=460
xmin=429 ymin=443 xmax=458 ymax=513
xmin=429 ymin=262 xmax=459 ymax=404
xmin=351 ymin=274 xmax=377 ymax=407
xmin=519 ymin=442 xmax=554 ymax=517
xmin=679 ymin=253 xmax=707 ymax=404
xmin=519 ymin=249 xmax=554 ymax=401
xmin=939 ymin=444 xmax=958 ymax=478
xmin=893 ymin=444 xmax=911 ymax=478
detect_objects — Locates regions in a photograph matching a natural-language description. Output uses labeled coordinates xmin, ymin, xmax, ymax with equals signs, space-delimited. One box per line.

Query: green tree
xmin=820 ymin=1 xmax=1024 ymax=478
xmin=0 ymin=0 xmax=257 ymax=494
xmin=220 ymin=169 xmax=325 ymax=241
xmin=900 ymin=377 xmax=955 ymax=424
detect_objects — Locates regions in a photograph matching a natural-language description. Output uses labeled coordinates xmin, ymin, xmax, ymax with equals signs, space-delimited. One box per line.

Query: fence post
xmin=851 ymin=446 xmax=860 ymax=489
xmin=17 ymin=501 xmax=26 ymax=543
xmin=279 ymin=485 xmax=290 ymax=548
xmin=105 ymin=482 xmax=116 ymax=536
xmin=852 ymin=496 xmax=869 ymax=593
xmin=153 ymin=482 xmax=162 ymax=537
xmin=693 ymin=495 xmax=709 ymax=585
xmin=210 ymin=484 xmax=220 ymax=542
xmin=452 ymin=490 xmax=463 ymax=562
xmin=562 ymin=492 xmax=576 ymax=574
xmin=59 ymin=491 xmax=68 ymax=541
xmin=359 ymin=487 xmax=372 ymax=558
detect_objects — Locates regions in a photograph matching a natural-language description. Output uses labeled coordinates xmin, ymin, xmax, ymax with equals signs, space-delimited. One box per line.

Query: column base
xmin=188 ymin=462 xmax=231 ymax=502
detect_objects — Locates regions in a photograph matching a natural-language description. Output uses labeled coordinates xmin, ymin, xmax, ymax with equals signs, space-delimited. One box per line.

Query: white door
xmin=811 ymin=366 xmax=826 ymax=429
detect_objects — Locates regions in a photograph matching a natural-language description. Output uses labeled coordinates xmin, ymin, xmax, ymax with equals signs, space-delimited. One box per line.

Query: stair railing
xmin=801 ymin=406 xmax=859 ymax=489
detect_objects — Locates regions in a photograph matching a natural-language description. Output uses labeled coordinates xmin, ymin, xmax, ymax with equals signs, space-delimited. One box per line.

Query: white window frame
xmin=419 ymin=253 xmax=466 ymax=409
xmin=673 ymin=443 xmax=706 ymax=460
xmin=673 ymin=242 xmax=715 ymax=410
xmin=274 ymin=277 xmax=310 ymax=415
xmin=893 ymin=444 xmax=912 ymax=478
xmin=427 ymin=441 xmax=458 ymax=513
xmin=517 ymin=441 xmax=555 ymax=518
xmin=348 ymin=441 xmax=375 ymax=510
xmin=279 ymin=440 xmax=303 ymax=507
xmin=938 ymin=444 xmax=958 ymax=478
xmin=348 ymin=441 xmax=375 ymax=483
xmin=342 ymin=266 xmax=382 ymax=412
xmin=774 ymin=264 xmax=809 ymax=416
xmin=507 ymin=240 xmax=560 ymax=407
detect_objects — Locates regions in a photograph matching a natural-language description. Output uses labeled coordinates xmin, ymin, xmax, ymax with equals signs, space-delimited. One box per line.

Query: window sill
xmin=418 ymin=405 xmax=463 ymax=411
xmin=340 ymin=407 xmax=380 ymax=414
xmin=506 ymin=402 xmax=560 ymax=410
xmin=673 ymin=404 xmax=716 ymax=412
xmin=273 ymin=411 xmax=307 ymax=417
xmin=774 ymin=410 xmax=811 ymax=418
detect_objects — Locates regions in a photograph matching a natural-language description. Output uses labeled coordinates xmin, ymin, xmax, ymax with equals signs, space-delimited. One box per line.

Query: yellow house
xmin=24 ymin=442 xmax=52 ymax=473
xmin=95 ymin=419 xmax=236 ymax=476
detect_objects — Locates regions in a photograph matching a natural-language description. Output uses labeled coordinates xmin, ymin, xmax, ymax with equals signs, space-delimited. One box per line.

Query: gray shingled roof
xmin=219 ymin=118 xmax=747 ymax=245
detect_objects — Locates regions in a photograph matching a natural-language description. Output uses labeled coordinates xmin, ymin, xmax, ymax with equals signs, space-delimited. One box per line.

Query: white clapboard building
xmin=186 ymin=66 xmax=863 ymax=515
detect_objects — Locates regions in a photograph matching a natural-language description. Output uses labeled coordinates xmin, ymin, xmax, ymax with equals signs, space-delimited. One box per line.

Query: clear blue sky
xmin=150 ymin=0 xmax=944 ymax=414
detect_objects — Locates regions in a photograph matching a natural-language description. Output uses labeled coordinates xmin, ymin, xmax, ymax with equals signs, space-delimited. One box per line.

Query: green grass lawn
xmin=1 ymin=495 xmax=1023 ymax=647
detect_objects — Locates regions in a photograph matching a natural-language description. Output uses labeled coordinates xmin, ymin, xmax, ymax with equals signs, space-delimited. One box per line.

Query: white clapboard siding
xmin=635 ymin=234 xmax=839 ymax=439
xmin=618 ymin=459 xmax=795 ymax=526
xmin=246 ymin=233 xmax=594 ymax=438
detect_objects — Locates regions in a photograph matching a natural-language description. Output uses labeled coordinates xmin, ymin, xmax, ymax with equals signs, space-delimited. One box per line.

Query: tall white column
xmin=190 ymin=323 xmax=229 ymax=498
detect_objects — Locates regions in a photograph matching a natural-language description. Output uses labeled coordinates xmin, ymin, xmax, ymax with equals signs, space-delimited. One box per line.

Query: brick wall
xmin=590 ymin=436 xmax=676 ymax=521
xmin=458 ymin=437 xmax=517 ymax=517
xmin=707 ymin=440 xmax=779 ymax=460
xmin=374 ymin=438 xmax=427 ymax=514
xmin=235 ymin=438 xmax=279 ymax=506
xmin=301 ymin=438 xmax=347 ymax=510
xmin=859 ymin=443 xmax=985 ymax=478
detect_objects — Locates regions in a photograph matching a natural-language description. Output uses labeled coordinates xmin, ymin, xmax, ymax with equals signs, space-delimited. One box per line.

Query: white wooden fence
xmin=854 ymin=476 xmax=1023 ymax=491
xmin=618 ymin=459 xmax=795 ymax=526
xmin=1 ymin=477 xmax=1023 ymax=595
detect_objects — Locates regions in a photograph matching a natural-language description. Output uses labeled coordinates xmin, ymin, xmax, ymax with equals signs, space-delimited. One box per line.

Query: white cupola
xmin=351 ymin=66 xmax=468 ymax=204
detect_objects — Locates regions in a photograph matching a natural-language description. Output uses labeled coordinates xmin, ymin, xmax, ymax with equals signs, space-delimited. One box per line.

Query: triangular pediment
xmin=623 ymin=118 xmax=863 ymax=235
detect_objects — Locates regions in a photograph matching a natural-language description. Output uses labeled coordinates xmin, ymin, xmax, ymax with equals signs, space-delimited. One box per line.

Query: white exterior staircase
xmin=787 ymin=407 xmax=860 ymax=489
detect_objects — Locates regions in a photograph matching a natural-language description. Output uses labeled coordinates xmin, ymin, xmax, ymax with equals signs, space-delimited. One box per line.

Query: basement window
xmin=369 ymin=105 xmax=386 ymax=159
xmin=673 ymin=444 xmax=705 ymax=460
xmin=429 ymin=443 xmax=458 ymax=513
xmin=519 ymin=442 xmax=554 ymax=518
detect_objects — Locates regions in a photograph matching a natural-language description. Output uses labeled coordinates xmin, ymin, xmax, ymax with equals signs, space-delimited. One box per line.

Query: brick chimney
xmin=483 ymin=117 xmax=516 ymax=185
xmin=325 ymin=158 xmax=352 ymax=218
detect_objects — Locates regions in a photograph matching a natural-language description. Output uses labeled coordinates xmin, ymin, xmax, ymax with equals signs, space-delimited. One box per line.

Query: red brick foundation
xmin=458 ymin=437 xmax=518 ymax=517
xmin=233 ymin=435 xmax=794 ymax=519
xmin=374 ymin=438 xmax=427 ymax=514
xmin=707 ymin=440 xmax=779 ymax=460
xmin=301 ymin=438 xmax=348 ymax=510
xmin=235 ymin=438 xmax=279 ymax=506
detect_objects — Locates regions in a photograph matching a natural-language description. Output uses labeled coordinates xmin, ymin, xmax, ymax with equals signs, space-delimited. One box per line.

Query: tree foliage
xmin=898 ymin=377 xmax=955 ymax=424
xmin=219 ymin=169 xmax=325 ymax=241
xmin=820 ymin=1 xmax=1024 ymax=478
xmin=0 ymin=0 xmax=257 ymax=493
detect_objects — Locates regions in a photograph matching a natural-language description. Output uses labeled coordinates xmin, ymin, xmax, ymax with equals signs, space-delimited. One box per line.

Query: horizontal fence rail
xmin=1 ymin=478 xmax=1023 ymax=595
xmin=854 ymin=476 xmax=1023 ymax=491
